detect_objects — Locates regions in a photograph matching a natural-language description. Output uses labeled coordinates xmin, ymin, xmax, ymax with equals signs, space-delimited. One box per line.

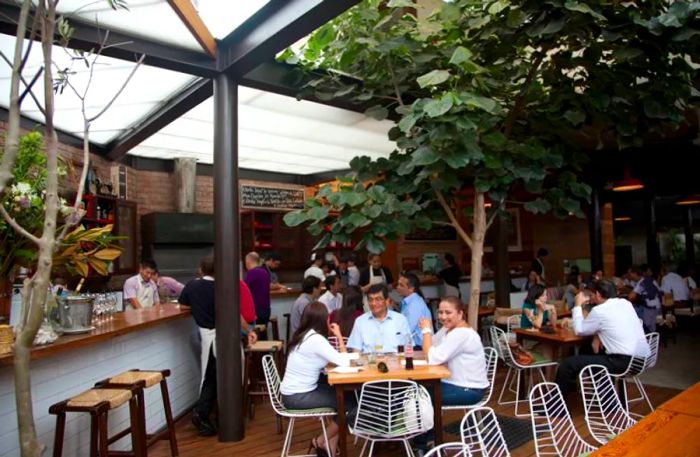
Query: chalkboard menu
xmin=405 ymin=225 xmax=457 ymax=241
xmin=241 ymin=184 xmax=305 ymax=210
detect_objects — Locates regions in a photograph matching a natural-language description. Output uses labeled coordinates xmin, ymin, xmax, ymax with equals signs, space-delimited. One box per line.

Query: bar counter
xmin=0 ymin=304 xmax=199 ymax=457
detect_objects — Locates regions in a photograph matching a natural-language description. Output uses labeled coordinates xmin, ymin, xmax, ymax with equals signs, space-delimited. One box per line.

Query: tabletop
xmin=327 ymin=353 xmax=450 ymax=385
xmin=514 ymin=325 xmax=590 ymax=344
xmin=591 ymin=382 xmax=700 ymax=456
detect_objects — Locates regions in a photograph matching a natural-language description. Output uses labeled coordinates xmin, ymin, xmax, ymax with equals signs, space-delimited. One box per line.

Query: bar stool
xmin=243 ymin=340 xmax=284 ymax=432
xmin=96 ymin=369 xmax=178 ymax=456
xmin=49 ymin=385 xmax=145 ymax=457
xmin=254 ymin=316 xmax=281 ymax=342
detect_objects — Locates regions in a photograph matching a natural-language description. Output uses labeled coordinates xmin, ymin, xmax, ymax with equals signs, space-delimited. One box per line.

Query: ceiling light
xmin=612 ymin=167 xmax=644 ymax=192
xmin=675 ymin=197 xmax=700 ymax=206
xmin=614 ymin=216 xmax=632 ymax=222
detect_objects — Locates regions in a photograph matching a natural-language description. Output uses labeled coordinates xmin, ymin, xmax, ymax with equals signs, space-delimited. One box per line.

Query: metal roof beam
xmin=218 ymin=0 xmax=360 ymax=77
xmin=0 ymin=2 xmax=218 ymax=77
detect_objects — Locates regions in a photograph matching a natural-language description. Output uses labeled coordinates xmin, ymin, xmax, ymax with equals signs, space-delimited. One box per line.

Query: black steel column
xmin=645 ymin=192 xmax=660 ymax=270
xmin=685 ymin=208 xmax=695 ymax=267
xmin=588 ymin=186 xmax=603 ymax=273
xmin=493 ymin=211 xmax=510 ymax=308
xmin=213 ymin=72 xmax=242 ymax=441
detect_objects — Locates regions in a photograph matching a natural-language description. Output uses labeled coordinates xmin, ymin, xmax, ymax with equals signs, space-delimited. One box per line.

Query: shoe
xmin=309 ymin=437 xmax=329 ymax=457
xmin=191 ymin=411 xmax=217 ymax=437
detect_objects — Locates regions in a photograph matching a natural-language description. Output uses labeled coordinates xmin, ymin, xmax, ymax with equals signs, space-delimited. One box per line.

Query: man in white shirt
xmin=318 ymin=275 xmax=343 ymax=313
xmin=123 ymin=259 xmax=160 ymax=309
xmin=660 ymin=266 xmax=690 ymax=302
xmin=555 ymin=280 xmax=650 ymax=398
xmin=303 ymin=253 xmax=325 ymax=281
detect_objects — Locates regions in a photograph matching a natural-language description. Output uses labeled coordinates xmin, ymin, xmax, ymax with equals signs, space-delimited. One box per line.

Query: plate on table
xmin=400 ymin=359 xmax=428 ymax=367
xmin=61 ymin=326 xmax=96 ymax=334
xmin=330 ymin=366 xmax=364 ymax=374
xmin=338 ymin=352 xmax=360 ymax=360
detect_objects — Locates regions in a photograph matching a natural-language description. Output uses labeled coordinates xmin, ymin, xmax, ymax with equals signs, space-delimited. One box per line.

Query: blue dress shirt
xmin=347 ymin=310 xmax=412 ymax=353
xmin=400 ymin=293 xmax=432 ymax=347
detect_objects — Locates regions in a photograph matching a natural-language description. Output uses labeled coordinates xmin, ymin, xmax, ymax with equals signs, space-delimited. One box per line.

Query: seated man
xmin=289 ymin=276 xmax=322 ymax=337
xmin=319 ymin=274 xmax=343 ymax=313
xmin=396 ymin=272 xmax=431 ymax=348
xmin=555 ymin=280 xmax=650 ymax=399
xmin=123 ymin=259 xmax=159 ymax=309
xmin=347 ymin=283 xmax=411 ymax=353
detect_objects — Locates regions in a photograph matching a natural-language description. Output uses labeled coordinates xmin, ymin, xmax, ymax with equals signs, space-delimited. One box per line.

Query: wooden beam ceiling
xmin=167 ymin=0 xmax=217 ymax=58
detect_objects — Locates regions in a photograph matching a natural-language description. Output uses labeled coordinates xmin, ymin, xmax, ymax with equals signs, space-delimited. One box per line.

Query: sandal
xmin=309 ymin=437 xmax=329 ymax=457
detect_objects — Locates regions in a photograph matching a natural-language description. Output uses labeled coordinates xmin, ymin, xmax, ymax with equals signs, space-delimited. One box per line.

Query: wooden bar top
xmin=658 ymin=381 xmax=700 ymax=418
xmin=0 ymin=304 xmax=190 ymax=367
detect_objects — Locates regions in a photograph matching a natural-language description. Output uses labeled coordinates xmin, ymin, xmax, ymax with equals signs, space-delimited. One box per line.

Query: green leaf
xmin=283 ymin=210 xmax=310 ymax=226
xmin=399 ymin=113 xmax=420 ymax=132
xmin=365 ymin=236 xmax=385 ymax=254
xmin=524 ymin=198 xmax=552 ymax=214
xmin=560 ymin=198 xmax=581 ymax=214
xmin=387 ymin=0 xmax=414 ymax=7
xmin=411 ymin=146 xmax=440 ymax=166
xmin=308 ymin=206 xmax=330 ymax=220
xmin=459 ymin=92 xmax=499 ymax=113
xmin=613 ymin=47 xmax=643 ymax=61
xmin=488 ymin=1 xmax=509 ymax=15
xmin=442 ymin=151 xmax=471 ymax=169
xmin=367 ymin=185 xmax=387 ymax=202
xmin=482 ymin=132 xmax=507 ymax=150
xmin=424 ymin=95 xmax=454 ymax=117
xmin=658 ymin=13 xmax=682 ymax=28
xmin=364 ymin=105 xmax=389 ymax=120
xmin=563 ymin=110 xmax=585 ymax=126
xmin=417 ymin=69 xmax=451 ymax=88
xmin=362 ymin=205 xmax=383 ymax=218
xmin=346 ymin=212 xmax=370 ymax=228
xmin=449 ymin=46 xmax=473 ymax=65
xmin=672 ymin=27 xmax=700 ymax=41
xmin=339 ymin=191 xmax=367 ymax=207
xmin=643 ymin=99 xmax=668 ymax=119
xmin=506 ymin=9 xmax=527 ymax=28
xmin=564 ymin=1 xmax=607 ymax=21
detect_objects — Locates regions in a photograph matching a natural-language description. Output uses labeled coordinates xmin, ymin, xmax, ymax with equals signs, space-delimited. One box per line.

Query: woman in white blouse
xmin=281 ymin=301 xmax=349 ymax=457
xmin=419 ymin=296 xmax=489 ymax=405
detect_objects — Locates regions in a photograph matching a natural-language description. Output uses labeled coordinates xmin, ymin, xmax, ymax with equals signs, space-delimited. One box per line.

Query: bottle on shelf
xmin=404 ymin=334 xmax=414 ymax=370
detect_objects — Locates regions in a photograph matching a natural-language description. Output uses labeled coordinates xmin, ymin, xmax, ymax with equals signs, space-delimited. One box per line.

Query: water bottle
xmin=404 ymin=334 xmax=414 ymax=370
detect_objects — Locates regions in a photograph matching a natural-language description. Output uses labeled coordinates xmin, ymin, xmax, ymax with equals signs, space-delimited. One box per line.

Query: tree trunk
xmin=467 ymin=192 xmax=487 ymax=329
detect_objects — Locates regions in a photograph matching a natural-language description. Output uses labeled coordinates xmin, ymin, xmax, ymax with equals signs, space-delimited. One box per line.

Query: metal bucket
xmin=57 ymin=295 xmax=94 ymax=331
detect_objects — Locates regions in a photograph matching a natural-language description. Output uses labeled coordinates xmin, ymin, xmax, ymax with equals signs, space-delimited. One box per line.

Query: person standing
xmin=244 ymin=251 xmax=271 ymax=326
xmin=359 ymin=253 xmax=394 ymax=293
xmin=396 ymin=272 xmax=432 ymax=348
xmin=153 ymin=269 xmax=185 ymax=302
xmin=289 ymin=276 xmax=322 ymax=337
xmin=628 ymin=265 xmax=663 ymax=332
xmin=347 ymin=254 xmax=360 ymax=287
xmin=437 ymin=253 xmax=462 ymax=298
xmin=319 ymin=275 xmax=343 ymax=313
xmin=555 ymin=280 xmax=650 ymax=399
xmin=179 ymin=256 xmax=257 ymax=436
xmin=264 ymin=252 xmax=287 ymax=292
xmin=347 ymin=283 xmax=411 ymax=353
xmin=304 ymin=252 xmax=326 ymax=281
xmin=531 ymin=247 xmax=548 ymax=281
xmin=123 ymin=259 xmax=160 ymax=309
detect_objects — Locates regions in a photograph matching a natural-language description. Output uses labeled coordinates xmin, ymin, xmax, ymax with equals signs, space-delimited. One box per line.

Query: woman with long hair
xmin=281 ymin=302 xmax=348 ymax=456
xmin=330 ymin=285 xmax=364 ymax=337
xmin=520 ymin=283 xmax=558 ymax=329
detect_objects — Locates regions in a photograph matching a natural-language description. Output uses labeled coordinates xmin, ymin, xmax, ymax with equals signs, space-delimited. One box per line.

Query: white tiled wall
xmin=0 ymin=319 xmax=200 ymax=457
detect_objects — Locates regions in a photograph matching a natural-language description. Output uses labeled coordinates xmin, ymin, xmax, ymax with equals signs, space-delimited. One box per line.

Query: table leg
xmin=433 ymin=380 xmax=443 ymax=445
xmin=335 ymin=385 xmax=348 ymax=457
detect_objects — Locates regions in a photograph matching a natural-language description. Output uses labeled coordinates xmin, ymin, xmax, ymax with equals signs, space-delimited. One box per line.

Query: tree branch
xmin=387 ymin=57 xmax=405 ymax=108
xmin=434 ymin=188 xmax=473 ymax=249
xmin=485 ymin=200 xmax=505 ymax=231
xmin=86 ymin=53 xmax=144 ymax=122
xmin=503 ymin=50 xmax=546 ymax=138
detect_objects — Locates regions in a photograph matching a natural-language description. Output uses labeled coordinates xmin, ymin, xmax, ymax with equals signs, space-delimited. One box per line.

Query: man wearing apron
xmin=123 ymin=259 xmax=159 ymax=309
xmin=359 ymin=254 xmax=395 ymax=311
xmin=179 ymin=257 xmax=257 ymax=436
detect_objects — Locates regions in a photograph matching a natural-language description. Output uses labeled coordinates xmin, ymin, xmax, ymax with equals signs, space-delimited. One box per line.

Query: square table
xmin=514 ymin=326 xmax=591 ymax=380
xmin=327 ymin=353 xmax=450 ymax=457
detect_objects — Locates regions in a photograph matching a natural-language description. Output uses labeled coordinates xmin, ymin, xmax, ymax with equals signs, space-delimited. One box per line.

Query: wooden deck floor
xmin=149 ymin=368 xmax=681 ymax=457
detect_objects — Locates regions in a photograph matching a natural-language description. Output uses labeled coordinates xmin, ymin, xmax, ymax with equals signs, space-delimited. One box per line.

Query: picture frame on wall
xmin=484 ymin=207 xmax=522 ymax=252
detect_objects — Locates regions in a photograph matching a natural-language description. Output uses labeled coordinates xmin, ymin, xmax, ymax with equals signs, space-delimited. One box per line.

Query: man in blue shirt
xmin=396 ymin=272 xmax=432 ymax=348
xmin=347 ymin=283 xmax=411 ymax=353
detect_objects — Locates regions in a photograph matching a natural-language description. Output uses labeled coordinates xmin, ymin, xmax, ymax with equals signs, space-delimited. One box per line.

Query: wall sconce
xmin=675 ymin=196 xmax=700 ymax=206
xmin=614 ymin=216 xmax=632 ymax=222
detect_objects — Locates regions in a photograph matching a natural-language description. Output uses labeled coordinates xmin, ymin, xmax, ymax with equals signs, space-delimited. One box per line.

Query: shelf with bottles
xmin=79 ymin=194 xmax=115 ymax=224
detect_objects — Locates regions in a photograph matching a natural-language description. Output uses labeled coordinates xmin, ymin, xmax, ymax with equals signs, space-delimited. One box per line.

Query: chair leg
xmin=635 ymin=377 xmax=654 ymax=413
xmin=514 ymin=370 xmax=529 ymax=417
xmin=52 ymin=412 xmax=66 ymax=457
xmin=129 ymin=397 xmax=146 ymax=457
xmin=367 ymin=440 xmax=376 ymax=457
xmin=282 ymin=417 xmax=295 ymax=457
xmin=497 ymin=367 xmax=513 ymax=405
xmin=97 ymin=412 xmax=109 ymax=457
xmin=160 ymin=378 xmax=179 ymax=456
xmin=89 ymin=412 xmax=99 ymax=457
xmin=403 ymin=439 xmax=415 ymax=457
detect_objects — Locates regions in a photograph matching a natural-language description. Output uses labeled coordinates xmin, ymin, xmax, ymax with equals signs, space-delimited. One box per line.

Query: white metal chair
xmin=611 ymin=332 xmax=659 ymax=416
xmin=261 ymin=354 xmax=336 ymax=457
xmin=328 ymin=336 xmax=349 ymax=351
xmin=460 ymin=406 xmax=510 ymax=457
xmin=493 ymin=326 xmax=558 ymax=416
xmin=579 ymin=365 xmax=636 ymax=445
xmin=443 ymin=347 xmax=498 ymax=414
xmin=506 ymin=314 xmax=521 ymax=336
xmin=350 ymin=379 xmax=431 ymax=457
xmin=529 ymin=382 xmax=597 ymax=457
xmin=423 ymin=443 xmax=471 ymax=457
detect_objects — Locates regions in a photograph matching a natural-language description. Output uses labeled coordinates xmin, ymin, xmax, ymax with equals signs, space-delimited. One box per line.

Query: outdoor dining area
xmin=1 ymin=1 xmax=699 ymax=457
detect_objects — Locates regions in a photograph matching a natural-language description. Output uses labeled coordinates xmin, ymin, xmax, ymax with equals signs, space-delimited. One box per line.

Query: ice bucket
xmin=57 ymin=295 xmax=94 ymax=331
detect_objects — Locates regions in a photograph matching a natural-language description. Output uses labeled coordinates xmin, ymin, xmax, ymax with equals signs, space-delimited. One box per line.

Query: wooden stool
xmin=243 ymin=340 xmax=284 ymax=432
xmin=49 ymin=385 xmax=145 ymax=457
xmin=255 ymin=316 xmax=281 ymax=342
xmin=283 ymin=313 xmax=291 ymax=345
xmin=269 ymin=315 xmax=280 ymax=341
xmin=96 ymin=369 xmax=178 ymax=456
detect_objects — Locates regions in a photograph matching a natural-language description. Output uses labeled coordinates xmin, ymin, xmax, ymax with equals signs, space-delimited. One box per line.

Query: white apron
xmin=136 ymin=280 xmax=155 ymax=308
xmin=198 ymin=327 xmax=216 ymax=391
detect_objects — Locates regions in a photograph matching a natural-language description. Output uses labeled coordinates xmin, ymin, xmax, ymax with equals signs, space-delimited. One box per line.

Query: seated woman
xmin=419 ymin=297 xmax=489 ymax=406
xmin=280 ymin=302 xmax=349 ymax=457
xmin=330 ymin=285 xmax=364 ymax=337
xmin=520 ymin=284 xmax=558 ymax=329
xmin=521 ymin=269 xmax=544 ymax=291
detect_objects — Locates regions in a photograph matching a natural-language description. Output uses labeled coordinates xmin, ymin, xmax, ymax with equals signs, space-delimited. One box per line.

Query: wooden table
xmin=514 ymin=326 xmax=591 ymax=379
xmin=591 ymin=382 xmax=700 ymax=456
xmin=327 ymin=354 xmax=450 ymax=457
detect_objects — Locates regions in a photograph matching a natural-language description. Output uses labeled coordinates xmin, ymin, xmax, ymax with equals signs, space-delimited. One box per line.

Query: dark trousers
xmin=195 ymin=347 xmax=217 ymax=418
xmin=555 ymin=353 xmax=631 ymax=397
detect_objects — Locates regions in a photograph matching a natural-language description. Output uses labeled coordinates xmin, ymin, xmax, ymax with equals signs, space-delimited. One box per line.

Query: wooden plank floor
xmin=149 ymin=368 xmax=681 ymax=457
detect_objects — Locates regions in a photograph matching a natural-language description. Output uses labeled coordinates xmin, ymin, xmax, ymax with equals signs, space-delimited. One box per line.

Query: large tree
xmin=284 ymin=0 xmax=699 ymax=327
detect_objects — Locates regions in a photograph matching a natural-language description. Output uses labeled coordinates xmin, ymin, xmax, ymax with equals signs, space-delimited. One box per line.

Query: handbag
xmin=403 ymin=385 xmax=434 ymax=433
xmin=510 ymin=343 xmax=534 ymax=365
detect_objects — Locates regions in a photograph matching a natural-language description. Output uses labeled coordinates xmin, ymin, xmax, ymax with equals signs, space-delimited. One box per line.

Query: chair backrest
xmin=491 ymin=326 xmax=520 ymax=369
xmin=644 ymin=332 xmax=660 ymax=369
xmin=353 ymin=379 xmax=430 ymax=438
xmin=481 ymin=347 xmax=499 ymax=405
xmin=529 ymin=382 xmax=597 ymax=457
xmin=328 ymin=336 xmax=349 ymax=351
xmin=489 ymin=325 xmax=503 ymax=360
xmin=579 ymin=365 xmax=636 ymax=445
xmin=461 ymin=406 xmax=510 ymax=457
xmin=423 ymin=443 xmax=472 ymax=457
xmin=261 ymin=354 xmax=286 ymax=415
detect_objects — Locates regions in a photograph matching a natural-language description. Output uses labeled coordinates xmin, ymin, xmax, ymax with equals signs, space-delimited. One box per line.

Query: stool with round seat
xmin=49 ymin=385 xmax=145 ymax=457
xmin=243 ymin=340 xmax=284 ymax=432
xmin=96 ymin=369 xmax=178 ymax=456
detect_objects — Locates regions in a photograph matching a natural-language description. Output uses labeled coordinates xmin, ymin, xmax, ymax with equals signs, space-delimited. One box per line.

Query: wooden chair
xmin=243 ymin=340 xmax=284 ymax=432
xmin=49 ymin=385 xmax=146 ymax=457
